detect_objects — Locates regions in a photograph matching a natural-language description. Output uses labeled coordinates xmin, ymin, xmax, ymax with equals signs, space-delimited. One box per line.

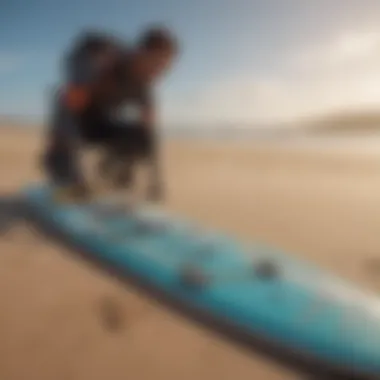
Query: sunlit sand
xmin=1 ymin=124 xmax=380 ymax=380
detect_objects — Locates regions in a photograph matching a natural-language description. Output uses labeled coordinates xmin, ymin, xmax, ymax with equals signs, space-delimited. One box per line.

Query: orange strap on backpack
xmin=64 ymin=85 xmax=90 ymax=111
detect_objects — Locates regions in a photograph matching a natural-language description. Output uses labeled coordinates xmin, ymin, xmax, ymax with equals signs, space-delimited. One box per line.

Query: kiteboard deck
xmin=23 ymin=184 xmax=380 ymax=379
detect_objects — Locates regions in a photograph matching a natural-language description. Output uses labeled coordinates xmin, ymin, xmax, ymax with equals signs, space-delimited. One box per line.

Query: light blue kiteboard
xmin=24 ymin=183 xmax=380 ymax=379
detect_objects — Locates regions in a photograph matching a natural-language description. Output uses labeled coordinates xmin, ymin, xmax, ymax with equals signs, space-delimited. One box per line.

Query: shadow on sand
xmin=0 ymin=195 xmax=27 ymax=235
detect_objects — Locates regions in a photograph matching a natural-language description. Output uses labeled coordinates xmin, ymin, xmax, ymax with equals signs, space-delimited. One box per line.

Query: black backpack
xmin=64 ymin=30 xmax=123 ymax=82
xmin=71 ymin=31 xmax=115 ymax=56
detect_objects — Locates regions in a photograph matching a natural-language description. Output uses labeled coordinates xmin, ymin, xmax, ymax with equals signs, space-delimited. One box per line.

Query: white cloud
xmin=162 ymin=29 xmax=380 ymax=127
xmin=290 ymin=30 xmax=380 ymax=73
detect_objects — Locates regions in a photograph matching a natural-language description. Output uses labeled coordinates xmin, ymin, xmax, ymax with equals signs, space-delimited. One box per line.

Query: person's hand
xmin=114 ymin=172 xmax=133 ymax=190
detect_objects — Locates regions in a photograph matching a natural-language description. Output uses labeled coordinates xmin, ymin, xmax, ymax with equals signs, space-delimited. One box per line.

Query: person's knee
xmin=42 ymin=142 xmax=69 ymax=171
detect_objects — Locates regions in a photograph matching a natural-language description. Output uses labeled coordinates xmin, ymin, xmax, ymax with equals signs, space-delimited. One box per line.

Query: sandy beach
xmin=1 ymin=125 xmax=380 ymax=380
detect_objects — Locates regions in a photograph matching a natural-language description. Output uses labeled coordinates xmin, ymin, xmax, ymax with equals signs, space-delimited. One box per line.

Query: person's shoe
xmin=107 ymin=161 xmax=134 ymax=190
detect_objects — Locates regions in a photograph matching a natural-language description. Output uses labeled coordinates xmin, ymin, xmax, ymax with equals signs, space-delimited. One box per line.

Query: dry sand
xmin=1 ymin=126 xmax=380 ymax=380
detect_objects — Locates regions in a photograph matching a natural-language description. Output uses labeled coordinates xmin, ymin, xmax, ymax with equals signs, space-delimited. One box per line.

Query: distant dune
xmin=304 ymin=109 xmax=380 ymax=133
xmin=0 ymin=116 xmax=41 ymax=130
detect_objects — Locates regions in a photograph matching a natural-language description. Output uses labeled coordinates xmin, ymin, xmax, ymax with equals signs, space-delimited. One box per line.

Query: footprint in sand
xmin=97 ymin=295 xmax=126 ymax=333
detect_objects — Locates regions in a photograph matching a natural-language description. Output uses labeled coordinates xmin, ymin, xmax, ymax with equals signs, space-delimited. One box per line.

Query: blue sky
xmin=2 ymin=0 xmax=380 ymax=126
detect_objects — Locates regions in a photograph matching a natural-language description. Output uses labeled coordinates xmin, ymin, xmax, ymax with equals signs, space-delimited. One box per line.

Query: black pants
xmin=43 ymin=99 xmax=154 ymax=186
xmin=78 ymin=110 xmax=153 ymax=159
